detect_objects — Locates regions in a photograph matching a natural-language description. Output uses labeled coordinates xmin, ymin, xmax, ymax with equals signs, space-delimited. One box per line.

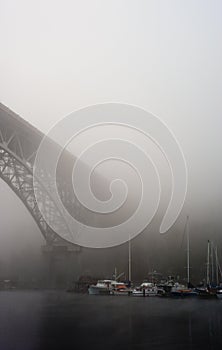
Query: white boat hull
xmin=111 ymin=290 xmax=132 ymax=296
xmin=133 ymin=289 xmax=158 ymax=297
xmin=88 ymin=286 xmax=110 ymax=295
xmin=216 ymin=291 xmax=222 ymax=299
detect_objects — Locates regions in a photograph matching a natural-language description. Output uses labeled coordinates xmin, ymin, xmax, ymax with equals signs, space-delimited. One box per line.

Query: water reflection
xmin=0 ymin=291 xmax=222 ymax=349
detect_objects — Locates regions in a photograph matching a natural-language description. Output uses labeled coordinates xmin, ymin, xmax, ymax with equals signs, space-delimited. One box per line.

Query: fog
xmin=0 ymin=0 xmax=222 ymax=286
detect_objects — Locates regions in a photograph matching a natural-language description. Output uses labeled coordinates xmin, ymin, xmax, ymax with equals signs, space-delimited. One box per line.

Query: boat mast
xmin=215 ymin=246 xmax=219 ymax=286
xmin=214 ymin=244 xmax=222 ymax=285
xmin=207 ymin=240 xmax=210 ymax=286
xmin=186 ymin=216 xmax=190 ymax=285
xmin=114 ymin=267 xmax=117 ymax=281
xmin=128 ymin=235 xmax=132 ymax=285
xmin=211 ymin=241 xmax=214 ymax=285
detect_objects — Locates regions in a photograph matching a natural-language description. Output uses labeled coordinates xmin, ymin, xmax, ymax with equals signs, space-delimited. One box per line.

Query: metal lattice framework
xmin=0 ymin=103 xmax=80 ymax=251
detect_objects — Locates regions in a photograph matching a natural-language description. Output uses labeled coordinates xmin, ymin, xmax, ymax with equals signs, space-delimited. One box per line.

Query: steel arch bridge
xmin=0 ymin=102 xmax=81 ymax=252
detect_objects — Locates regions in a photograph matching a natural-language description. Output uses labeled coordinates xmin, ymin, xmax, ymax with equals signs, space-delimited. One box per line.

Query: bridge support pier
xmin=41 ymin=244 xmax=81 ymax=289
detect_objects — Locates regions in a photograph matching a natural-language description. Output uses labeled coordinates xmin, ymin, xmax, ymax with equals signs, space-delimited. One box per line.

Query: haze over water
xmin=1 ymin=291 xmax=222 ymax=350
xmin=0 ymin=0 xmax=222 ymax=282
xmin=0 ymin=1 xmax=222 ymax=349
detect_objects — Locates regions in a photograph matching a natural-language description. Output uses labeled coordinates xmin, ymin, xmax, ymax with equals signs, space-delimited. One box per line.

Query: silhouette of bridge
xmin=0 ymin=102 xmax=82 ymax=255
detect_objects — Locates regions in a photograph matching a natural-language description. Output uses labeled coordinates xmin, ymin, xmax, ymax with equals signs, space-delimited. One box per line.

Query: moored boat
xmin=88 ymin=279 xmax=115 ymax=295
xmin=196 ymin=286 xmax=217 ymax=299
xmin=171 ymin=283 xmax=198 ymax=297
xmin=110 ymin=282 xmax=132 ymax=296
xmin=216 ymin=289 xmax=222 ymax=299
xmin=197 ymin=241 xmax=220 ymax=299
xmin=132 ymin=282 xmax=159 ymax=297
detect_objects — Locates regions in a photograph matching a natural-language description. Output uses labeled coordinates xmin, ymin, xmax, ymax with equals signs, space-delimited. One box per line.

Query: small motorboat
xmin=216 ymin=289 xmax=222 ymax=299
xmin=88 ymin=280 xmax=116 ymax=295
xmin=196 ymin=287 xmax=217 ymax=299
xmin=171 ymin=283 xmax=198 ymax=297
xmin=132 ymin=282 xmax=158 ymax=297
xmin=110 ymin=282 xmax=132 ymax=296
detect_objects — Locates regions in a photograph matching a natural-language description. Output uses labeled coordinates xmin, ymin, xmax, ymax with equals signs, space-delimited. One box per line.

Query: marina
xmin=87 ymin=233 xmax=222 ymax=300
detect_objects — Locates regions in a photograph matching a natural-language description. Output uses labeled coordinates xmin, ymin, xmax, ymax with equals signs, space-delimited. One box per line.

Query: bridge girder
xmin=0 ymin=103 xmax=80 ymax=251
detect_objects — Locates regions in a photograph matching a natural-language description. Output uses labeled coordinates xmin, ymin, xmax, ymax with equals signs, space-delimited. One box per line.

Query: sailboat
xmin=88 ymin=237 xmax=133 ymax=296
xmin=110 ymin=267 xmax=132 ymax=296
xmin=170 ymin=216 xmax=197 ymax=297
xmin=110 ymin=238 xmax=134 ymax=296
xmin=211 ymin=242 xmax=222 ymax=299
xmin=213 ymin=243 xmax=222 ymax=299
xmin=196 ymin=240 xmax=217 ymax=298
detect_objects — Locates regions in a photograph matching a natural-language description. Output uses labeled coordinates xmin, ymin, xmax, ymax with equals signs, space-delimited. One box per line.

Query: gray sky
xmin=0 ymin=0 xmax=222 ymax=262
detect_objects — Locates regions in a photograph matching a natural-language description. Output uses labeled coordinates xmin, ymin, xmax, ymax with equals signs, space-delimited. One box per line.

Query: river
xmin=0 ymin=291 xmax=222 ymax=349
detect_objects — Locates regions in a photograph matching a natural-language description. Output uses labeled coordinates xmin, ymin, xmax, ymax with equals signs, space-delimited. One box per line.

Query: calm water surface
xmin=0 ymin=291 xmax=222 ymax=350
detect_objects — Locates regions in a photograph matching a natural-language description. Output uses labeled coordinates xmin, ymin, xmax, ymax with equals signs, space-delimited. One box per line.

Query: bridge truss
xmin=0 ymin=103 xmax=80 ymax=253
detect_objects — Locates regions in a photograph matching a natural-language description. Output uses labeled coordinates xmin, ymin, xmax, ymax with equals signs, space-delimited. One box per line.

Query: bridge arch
xmin=0 ymin=103 xmax=79 ymax=250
